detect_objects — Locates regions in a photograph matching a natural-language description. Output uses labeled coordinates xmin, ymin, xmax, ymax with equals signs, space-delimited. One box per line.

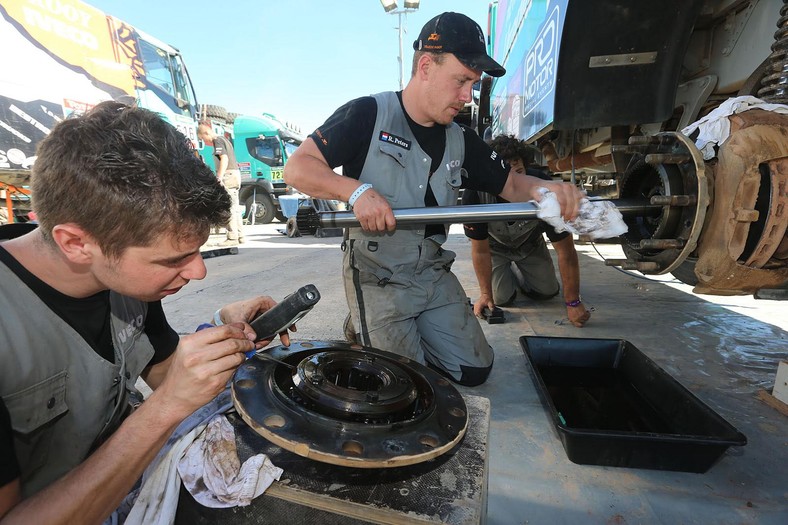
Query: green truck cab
xmin=199 ymin=111 xmax=303 ymax=224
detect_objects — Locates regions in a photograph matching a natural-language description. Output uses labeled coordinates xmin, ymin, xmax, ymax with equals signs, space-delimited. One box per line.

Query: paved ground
xmin=164 ymin=222 xmax=788 ymax=525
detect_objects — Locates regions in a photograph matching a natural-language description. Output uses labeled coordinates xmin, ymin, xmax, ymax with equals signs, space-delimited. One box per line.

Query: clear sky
xmin=87 ymin=0 xmax=492 ymax=133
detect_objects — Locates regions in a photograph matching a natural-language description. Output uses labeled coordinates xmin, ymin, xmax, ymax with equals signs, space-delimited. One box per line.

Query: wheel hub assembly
xmin=232 ymin=340 xmax=468 ymax=468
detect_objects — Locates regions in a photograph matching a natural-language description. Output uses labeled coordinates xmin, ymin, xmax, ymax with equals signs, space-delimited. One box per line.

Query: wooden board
xmin=757 ymin=389 xmax=788 ymax=417
xmin=772 ymin=360 xmax=788 ymax=404
xmin=176 ymin=394 xmax=490 ymax=525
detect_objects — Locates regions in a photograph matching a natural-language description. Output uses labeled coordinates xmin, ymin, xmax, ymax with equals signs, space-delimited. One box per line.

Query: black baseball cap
xmin=413 ymin=12 xmax=505 ymax=77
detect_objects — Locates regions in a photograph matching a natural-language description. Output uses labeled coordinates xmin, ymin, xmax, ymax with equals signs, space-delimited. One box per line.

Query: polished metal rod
xmin=317 ymin=199 xmax=662 ymax=228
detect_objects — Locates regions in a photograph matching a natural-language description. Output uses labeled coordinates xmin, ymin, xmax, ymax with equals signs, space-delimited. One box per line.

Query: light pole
xmin=380 ymin=0 xmax=420 ymax=90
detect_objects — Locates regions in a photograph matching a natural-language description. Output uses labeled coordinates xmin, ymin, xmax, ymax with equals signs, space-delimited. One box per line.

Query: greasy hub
xmin=618 ymin=131 xmax=708 ymax=276
xmin=232 ymin=341 xmax=468 ymax=468
xmin=292 ymin=350 xmax=421 ymax=420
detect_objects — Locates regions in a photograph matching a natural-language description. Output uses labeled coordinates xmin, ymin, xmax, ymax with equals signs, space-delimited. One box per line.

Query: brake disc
xmin=232 ymin=340 xmax=468 ymax=468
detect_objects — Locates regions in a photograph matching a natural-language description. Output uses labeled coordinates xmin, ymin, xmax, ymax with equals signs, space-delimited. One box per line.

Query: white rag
xmin=105 ymin=387 xmax=281 ymax=525
xmin=681 ymin=95 xmax=788 ymax=160
xmin=178 ymin=415 xmax=283 ymax=508
xmin=535 ymin=188 xmax=628 ymax=240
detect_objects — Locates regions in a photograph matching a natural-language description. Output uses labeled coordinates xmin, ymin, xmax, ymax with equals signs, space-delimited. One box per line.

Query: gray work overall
xmin=478 ymin=192 xmax=560 ymax=304
xmin=0 ymin=262 xmax=155 ymax=497
xmin=343 ymin=92 xmax=493 ymax=385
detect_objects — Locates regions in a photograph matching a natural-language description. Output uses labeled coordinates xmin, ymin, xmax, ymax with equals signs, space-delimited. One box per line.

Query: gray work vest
xmin=0 ymin=262 xmax=155 ymax=497
xmin=477 ymin=191 xmax=541 ymax=250
xmin=347 ymin=91 xmax=465 ymax=245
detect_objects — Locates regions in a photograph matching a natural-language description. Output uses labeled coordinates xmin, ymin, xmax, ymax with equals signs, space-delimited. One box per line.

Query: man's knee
xmin=494 ymin=289 xmax=517 ymax=306
xmin=458 ymin=362 xmax=493 ymax=386
xmin=522 ymin=287 xmax=559 ymax=301
xmin=427 ymin=360 xmax=494 ymax=387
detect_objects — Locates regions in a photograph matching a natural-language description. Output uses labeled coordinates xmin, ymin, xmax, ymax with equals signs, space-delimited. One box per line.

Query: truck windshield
xmin=283 ymin=141 xmax=299 ymax=158
xmin=138 ymin=38 xmax=195 ymax=117
xmin=248 ymin=137 xmax=284 ymax=167
xmin=171 ymin=55 xmax=197 ymax=108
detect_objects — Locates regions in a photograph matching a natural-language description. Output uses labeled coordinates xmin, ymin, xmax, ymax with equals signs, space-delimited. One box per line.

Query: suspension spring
xmin=757 ymin=0 xmax=788 ymax=103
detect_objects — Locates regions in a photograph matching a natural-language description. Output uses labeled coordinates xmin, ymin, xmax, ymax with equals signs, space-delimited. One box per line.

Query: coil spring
xmin=757 ymin=0 xmax=788 ymax=103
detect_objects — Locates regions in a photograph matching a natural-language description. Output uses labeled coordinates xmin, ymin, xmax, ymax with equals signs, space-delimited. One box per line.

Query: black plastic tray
xmin=520 ymin=336 xmax=747 ymax=473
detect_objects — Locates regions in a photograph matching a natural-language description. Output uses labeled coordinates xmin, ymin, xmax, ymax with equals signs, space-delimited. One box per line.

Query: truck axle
xmin=300 ymin=199 xmax=662 ymax=230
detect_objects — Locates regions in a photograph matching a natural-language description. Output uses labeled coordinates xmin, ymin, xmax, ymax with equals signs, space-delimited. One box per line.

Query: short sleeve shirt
xmin=0 ymin=223 xmax=179 ymax=487
xmin=309 ymin=94 xmax=510 ymax=196
xmin=212 ymin=135 xmax=238 ymax=170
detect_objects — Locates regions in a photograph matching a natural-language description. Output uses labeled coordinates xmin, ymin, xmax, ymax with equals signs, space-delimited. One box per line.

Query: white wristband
xmin=348 ymin=183 xmax=373 ymax=206
xmin=213 ymin=309 xmax=224 ymax=326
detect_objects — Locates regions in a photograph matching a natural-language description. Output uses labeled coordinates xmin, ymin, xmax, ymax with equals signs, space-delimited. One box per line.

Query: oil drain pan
xmin=520 ymin=336 xmax=746 ymax=473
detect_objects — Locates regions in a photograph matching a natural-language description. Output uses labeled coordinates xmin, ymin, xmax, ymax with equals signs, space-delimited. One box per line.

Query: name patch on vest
xmin=379 ymin=131 xmax=411 ymax=150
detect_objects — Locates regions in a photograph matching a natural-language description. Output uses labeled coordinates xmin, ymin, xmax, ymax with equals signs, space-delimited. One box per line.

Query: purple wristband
xmin=565 ymin=299 xmax=582 ymax=307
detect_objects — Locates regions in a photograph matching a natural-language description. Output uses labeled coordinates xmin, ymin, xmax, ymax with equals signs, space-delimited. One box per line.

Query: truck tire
xmin=226 ymin=112 xmax=240 ymax=124
xmin=245 ymin=192 xmax=275 ymax=225
xmin=204 ymin=104 xmax=228 ymax=121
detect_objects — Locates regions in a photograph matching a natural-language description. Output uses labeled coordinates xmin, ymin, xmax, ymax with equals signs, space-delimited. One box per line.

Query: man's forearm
xmin=284 ymin=139 xmax=359 ymax=201
xmin=289 ymin=160 xmax=356 ymax=201
xmin=1 ymin=391 xmax=185 ymax=525
xmin=498 ymin=171 xmax=540 ymax=203
xmin=553 ymin=237 xmax=581 ymax=301
xmin=470 ymin=239 xmax=494 ymax=297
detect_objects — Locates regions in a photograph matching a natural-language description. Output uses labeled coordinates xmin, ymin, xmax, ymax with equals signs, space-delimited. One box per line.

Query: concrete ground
xmin=163 ymin=222 xmax=788 ymax=525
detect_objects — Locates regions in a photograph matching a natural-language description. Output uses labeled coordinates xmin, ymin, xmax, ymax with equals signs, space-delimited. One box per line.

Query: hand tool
xmin=249 ymin=284 xmax=321 ymax=341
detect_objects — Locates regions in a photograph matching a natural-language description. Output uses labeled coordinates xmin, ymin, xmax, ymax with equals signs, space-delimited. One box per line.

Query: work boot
xmin=343 ymin=313 xmax=358 ymax=344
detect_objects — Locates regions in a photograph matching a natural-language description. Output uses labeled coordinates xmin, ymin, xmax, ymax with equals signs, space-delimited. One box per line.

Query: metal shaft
xmin=316 ymin=199 xmax=662 ymax=228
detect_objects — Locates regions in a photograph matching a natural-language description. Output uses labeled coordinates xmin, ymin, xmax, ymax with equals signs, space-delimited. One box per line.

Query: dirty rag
xmin=681 ymin=95 xmax=788 ymax=160
xmin=535 ymin=188 xmax=628 ymax=239
xmin=178 ymin=415 xmax=283 ymax=508
xmin=105 ymin=387 xmax=280 ymax=525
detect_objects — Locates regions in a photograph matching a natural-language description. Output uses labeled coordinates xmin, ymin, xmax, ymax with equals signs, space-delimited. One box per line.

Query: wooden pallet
xmin=176 ymin=394 xmax=490 ymax=525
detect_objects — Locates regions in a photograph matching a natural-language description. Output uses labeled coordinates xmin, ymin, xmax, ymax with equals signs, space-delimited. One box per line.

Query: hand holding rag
xmin=535 ymin=188 xmax=628 ymax=240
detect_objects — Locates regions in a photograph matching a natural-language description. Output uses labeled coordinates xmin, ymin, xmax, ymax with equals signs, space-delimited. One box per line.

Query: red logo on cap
xmin=427 ymin=33 xmax=440 ymax=41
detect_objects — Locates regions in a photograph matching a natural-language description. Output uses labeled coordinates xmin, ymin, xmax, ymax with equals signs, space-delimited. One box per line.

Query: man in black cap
xmin=284 ymin=12 xmax=583 ymax=386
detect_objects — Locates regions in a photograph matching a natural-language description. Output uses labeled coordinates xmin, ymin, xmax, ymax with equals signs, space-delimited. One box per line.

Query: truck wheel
xmin=245 ymin=193 xmax=275 ymax=225
xmin=204 ymin=104 xmax=228 ymax=121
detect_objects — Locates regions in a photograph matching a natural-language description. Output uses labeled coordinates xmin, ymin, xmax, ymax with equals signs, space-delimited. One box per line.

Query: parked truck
xmin=481 ymin=0 xmax=788 ymax=298
xmin=199 ymin=108 xmax=304 ymax=224
xmin=0 ymin=0 xmax=201 ymax=221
